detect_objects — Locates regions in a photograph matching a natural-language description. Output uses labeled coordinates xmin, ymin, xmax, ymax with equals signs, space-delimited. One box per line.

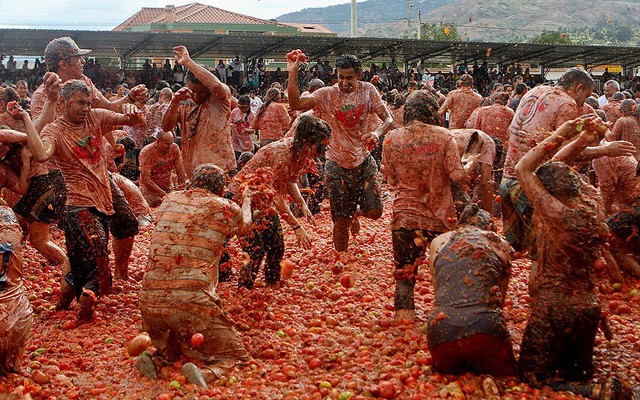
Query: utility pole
xmin=407 ymin=0 xmax=412 ymax=38
xmin=351 ymin=0 xmax=357 ymax=38
xmin=418 ymin=10 xmax=422 ymax=39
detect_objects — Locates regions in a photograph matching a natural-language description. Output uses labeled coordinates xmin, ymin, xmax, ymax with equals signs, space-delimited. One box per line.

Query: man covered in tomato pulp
xmin=515 ymin=117 xmax=637 ymax=397
xmin=287 ymin=51 xmax=393 ymax=252
xmin=23 ymin=80 xmax=144 ymax=321
xmin=381 ymin=90 xmax=469 ymax=321
xmin=162 ymin=45 xmax=236 ymax=176
xmin=139 ymin=164 xmax=252 ymax=384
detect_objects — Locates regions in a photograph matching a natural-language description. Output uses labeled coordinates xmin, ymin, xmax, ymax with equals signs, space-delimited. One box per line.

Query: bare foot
xmin=394 ymin=309 xmax=415 ymax=323
xmin=350 ymin=216 xmax=360 ymax=237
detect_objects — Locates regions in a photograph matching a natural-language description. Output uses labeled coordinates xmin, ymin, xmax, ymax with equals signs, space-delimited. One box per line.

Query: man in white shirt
xmin=598 ymin=80 xmax=620 ymax=107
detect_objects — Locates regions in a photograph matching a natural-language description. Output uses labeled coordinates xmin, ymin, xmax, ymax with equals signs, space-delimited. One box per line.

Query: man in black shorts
xmin=288 ymin=53 xmax=393 ymax=251
xmin=23 ymin=80 xmax=143 ymax=321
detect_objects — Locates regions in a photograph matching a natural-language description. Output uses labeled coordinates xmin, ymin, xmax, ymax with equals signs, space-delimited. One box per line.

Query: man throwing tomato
xmin=287 ymin=51 xmax=393 ymax=252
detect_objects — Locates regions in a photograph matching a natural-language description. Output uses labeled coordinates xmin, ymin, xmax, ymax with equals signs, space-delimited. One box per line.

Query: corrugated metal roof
xmin=3 ymin=29 xmax=640 ymax=70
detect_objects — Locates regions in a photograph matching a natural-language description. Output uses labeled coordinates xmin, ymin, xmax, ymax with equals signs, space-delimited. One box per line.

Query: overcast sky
xmin=0 ymin=0 xmax=351 ymax=30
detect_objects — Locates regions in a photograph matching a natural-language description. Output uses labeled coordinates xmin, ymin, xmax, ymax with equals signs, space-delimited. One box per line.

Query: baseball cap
xmin=44 ymin=37 xmax=92 ymax=68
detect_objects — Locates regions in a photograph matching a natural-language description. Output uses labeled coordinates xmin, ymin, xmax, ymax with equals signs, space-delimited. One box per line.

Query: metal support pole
xmin=351 ymin=0 xmax=357 ymax=38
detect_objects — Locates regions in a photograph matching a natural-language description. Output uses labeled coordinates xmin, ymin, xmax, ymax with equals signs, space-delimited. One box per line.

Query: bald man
xmin=138 ymin=131 xmax=186 ymax=207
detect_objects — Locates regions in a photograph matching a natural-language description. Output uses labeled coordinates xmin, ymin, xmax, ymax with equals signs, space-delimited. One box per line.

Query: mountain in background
xmin=276 ymin=0 xmax=640 ymax=44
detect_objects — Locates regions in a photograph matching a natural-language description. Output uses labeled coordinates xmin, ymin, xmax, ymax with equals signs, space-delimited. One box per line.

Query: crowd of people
xmin=1 ymin=35 xmax=640 ymax=399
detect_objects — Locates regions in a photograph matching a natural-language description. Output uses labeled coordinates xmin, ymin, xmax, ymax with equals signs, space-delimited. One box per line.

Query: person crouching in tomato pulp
xmin=138 ymin=164 xmax=253 ymax=386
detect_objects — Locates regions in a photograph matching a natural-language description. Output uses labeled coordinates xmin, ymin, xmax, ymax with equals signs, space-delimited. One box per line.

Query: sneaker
xmin=136 ymin=352 xmax=157 ymax=380
xmin=181 ymin=362 xmax=207 ymax=388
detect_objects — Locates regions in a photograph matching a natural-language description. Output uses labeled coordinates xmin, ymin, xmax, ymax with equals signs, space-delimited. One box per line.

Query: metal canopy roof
xmin=2 ymin=28 xmax=640 ymax=69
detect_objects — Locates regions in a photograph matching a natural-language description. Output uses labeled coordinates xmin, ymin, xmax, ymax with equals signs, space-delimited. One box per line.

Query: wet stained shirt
xmin=441 ymin=87 xmax=483 ymax=129
xmin=382 ymin=122 xmax=463 ymax=232
xmin=469 ymin=104 xmax=515 ymax=144
xmin=139 ymin=142 xmax=182 ymax=191
xmin=311 ymin=82 xmax=384 ymax=169
xmin=503 ymin=86 xmax=581 ymax=179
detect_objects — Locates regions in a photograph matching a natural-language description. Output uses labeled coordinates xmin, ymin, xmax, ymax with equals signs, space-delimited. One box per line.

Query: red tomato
xmin=190 ymin=333 xmax=204 ymax=347
xmin=126 ymin=334 xmax=152 ymax=357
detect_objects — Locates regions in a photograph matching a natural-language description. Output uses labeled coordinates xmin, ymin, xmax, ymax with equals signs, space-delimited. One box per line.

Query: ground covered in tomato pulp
xmin=1 ymin=201 xmax=640 ymax=400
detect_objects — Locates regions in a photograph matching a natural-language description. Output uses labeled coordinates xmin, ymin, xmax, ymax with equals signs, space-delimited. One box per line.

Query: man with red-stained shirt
xmin=288 ymin=53 xmax=393 ymax=252
xmin=139 ymin=131 xmax=186 ymax=207
xmin=23 ymin=80 xmax=145 ymax=322
xmin=382 ymin=91 xmax=470 ymax=321
xmin=466 ymin=92 xmax=514 ymax=145
xmin=438 ymin=74 xmax=483 ymax=129
xmin=162 ymin=46 xmax=236 ymax=176
xmin=500 ymin=68 xmax=636 ymax=252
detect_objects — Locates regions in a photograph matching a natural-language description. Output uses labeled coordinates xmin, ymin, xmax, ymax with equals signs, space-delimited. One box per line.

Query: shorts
xmin=430 ymin=332 xmax=516 ymax=376
xmin=13 ymin=170 xmax=66 ymax=224
xmin=325 ymin=156 xmax=382 ymax=221
xmin=500 ymin=177 xmax=535 ymax=254
xmin=392 ymin=228 xmax=439 ymax=310
xmin=62 ymin=179 xmax=139 ymax=296
xmin=141 ymin=295 xmax=248 ymax=364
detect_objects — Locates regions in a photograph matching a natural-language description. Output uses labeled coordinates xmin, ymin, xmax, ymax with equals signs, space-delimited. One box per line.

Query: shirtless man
xmin=382 ymin=91 xmax=470 ymax=320
xmin=138 ymin=164 xmax=252 ymax=385
xmin=288 ymin=53 xmax=393 ymax=252
xmin=162 ymin=46 xmax=235 ymax=175
xmin=138 ymin=131 xmax=186 ymax=207
xmin=427 ymin=204 xmax=516 ymax=376
xmin=438 ymin=74 xmax=483 ymax=129
xmin=608 ymin=99 xmax=640 ymax=161
xmin=24 ymin=80 xmax=144 ymax=321
xmin=601 ymin=92 xmax=625 ymax=125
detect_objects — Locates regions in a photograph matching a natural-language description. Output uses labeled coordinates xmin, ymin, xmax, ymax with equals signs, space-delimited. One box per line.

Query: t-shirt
xmin=142 ymin=189 xmax=243 ymax=295
xmin=252 ymin=102 xmax=290 ymax=141
xmin=174 ymin=94 xmax=235 ymax=174
xmin=382 ymin=122 xmax=463 ymax=232
xmin=138 ymin=141 xmax=182 ymax=191
xmin=249 ymin=97 xmax=263 ymax=114
xmin=450 ymin=129 xmax=496 ymax=166
xmin=229 ymin=137 xmax=306 ymax=196
xmin=427 ymin=227 xmax=512 ymax=347
xmin=469 ymin=104 xmax=515 ymax=144
xmin=440 ymin=87 xmax=483 ymax=129
xmin=530 ymin=188 xmax=602 ymax=305
xmin=110 ymin=172 xmax=151 ymax=217
xmin=503 ymin=85 xmax=581 ymax=179
xmin=41 ymin=109 xmax=118 ymax=215
xmin=230 ymin=108 xmax=255 ymax=153
xmin=311 ymin=82 xmax=384 ymax=169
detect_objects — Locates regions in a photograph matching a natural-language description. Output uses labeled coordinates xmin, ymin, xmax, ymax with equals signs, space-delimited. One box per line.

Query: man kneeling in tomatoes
xmin=138 ymin=164 xmax=253 ymax=386
xmin=426 ymin=204 xmax=517 ymax=376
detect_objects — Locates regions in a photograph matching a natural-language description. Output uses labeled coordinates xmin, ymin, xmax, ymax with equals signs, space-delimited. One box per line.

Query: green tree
xmin=420 ymin=23 xmax=463 ymax=41
xmin=530 ymin=30 xmax=572 ymax=44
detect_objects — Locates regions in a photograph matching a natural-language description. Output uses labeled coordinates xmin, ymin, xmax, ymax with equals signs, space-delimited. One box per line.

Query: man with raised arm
xmin=287 ymin=52 xmax=393 ymax=252
xmin=162 ymin=46 xmax=235 ymax=175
